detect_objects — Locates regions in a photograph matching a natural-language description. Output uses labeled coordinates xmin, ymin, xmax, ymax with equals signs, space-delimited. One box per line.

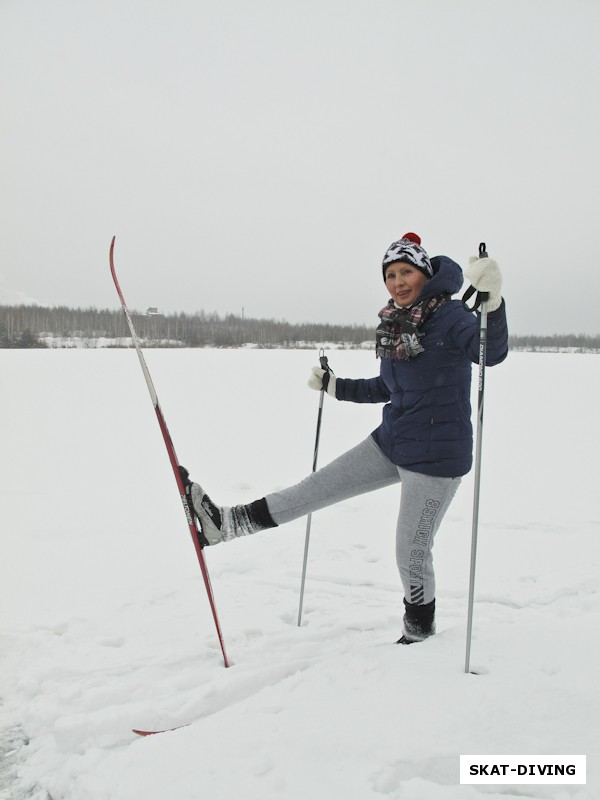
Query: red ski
xmin=133 ymin=724 xmax=191 ymax=737
xmin=109 ymin=237 xmax=229 ymax=669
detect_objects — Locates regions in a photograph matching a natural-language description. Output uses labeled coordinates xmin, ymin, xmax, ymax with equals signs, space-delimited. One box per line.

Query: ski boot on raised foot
xmin=396 ymin=598 xmax=436 ymax=645
xmin=178 ymin=466 xmax=277 ymax=546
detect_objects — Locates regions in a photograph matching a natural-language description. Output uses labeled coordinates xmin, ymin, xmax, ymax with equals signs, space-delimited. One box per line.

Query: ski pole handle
xmin=462 ymin=242 xmax=491 ymax=312
xmin=319 ymin=348 xmax=331 ymax=394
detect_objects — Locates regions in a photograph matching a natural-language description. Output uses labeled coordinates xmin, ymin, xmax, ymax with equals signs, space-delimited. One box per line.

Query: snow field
xmin=1 ymin=349 xmax=598 ymax=799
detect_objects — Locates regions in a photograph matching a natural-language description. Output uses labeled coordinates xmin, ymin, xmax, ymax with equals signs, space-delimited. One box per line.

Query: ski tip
xmin=132 ymin=723 xmax=192 ymax=737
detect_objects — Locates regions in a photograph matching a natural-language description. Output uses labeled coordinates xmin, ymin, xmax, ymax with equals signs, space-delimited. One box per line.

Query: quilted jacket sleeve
xmin=448 ymin=299 xmax=509 ymax=366
xmin=334 ymin=375 xmax=391 ymax=404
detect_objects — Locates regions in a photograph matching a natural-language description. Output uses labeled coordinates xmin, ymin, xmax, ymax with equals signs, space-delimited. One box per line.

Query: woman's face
xmin=384 ymin=262 xmax=429 ymax=307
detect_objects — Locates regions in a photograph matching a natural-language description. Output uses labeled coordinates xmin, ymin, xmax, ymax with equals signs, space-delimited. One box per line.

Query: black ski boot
xmin=396 ymin=598 xmax=436 ymax=644
xmin=179 ymin=466 xmax=277 ymax=545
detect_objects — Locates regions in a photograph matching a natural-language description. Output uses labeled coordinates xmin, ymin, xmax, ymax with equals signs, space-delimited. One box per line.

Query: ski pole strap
xmin=462 ymin=285 xmax=489 ymax=312
xmin=319 ymin=348 xmax=331 ymax=394
xmin=462 ymin=241 xmax=490 ymax=312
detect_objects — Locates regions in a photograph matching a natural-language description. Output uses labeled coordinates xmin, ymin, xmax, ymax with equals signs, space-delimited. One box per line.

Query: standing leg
xmin=394 ymin=468 xmax=461 ymax=642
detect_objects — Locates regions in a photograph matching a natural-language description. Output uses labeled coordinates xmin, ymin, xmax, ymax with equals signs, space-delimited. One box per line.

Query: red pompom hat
xmin=382 ymin=232 xmax=433 ymax=280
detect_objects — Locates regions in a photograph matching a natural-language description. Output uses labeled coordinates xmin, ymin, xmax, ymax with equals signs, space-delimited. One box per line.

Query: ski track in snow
xmin=1 ymin=349 xmax=599 ymax=800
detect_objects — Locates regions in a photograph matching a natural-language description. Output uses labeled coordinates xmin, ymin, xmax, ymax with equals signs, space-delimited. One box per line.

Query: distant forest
xmin=1 ymin=304 xmax=599 ymax=352
xmin=0 ymin=304 xmax=373 ymax=348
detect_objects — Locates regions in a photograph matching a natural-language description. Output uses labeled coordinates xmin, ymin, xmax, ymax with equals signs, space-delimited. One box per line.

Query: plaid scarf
xmin=376 ymin=294 xmax=449 ymax=360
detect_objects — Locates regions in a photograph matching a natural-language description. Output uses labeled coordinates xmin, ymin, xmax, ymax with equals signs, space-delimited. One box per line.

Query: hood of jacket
xmin=419 ymin=255 xmax=463 ymax=300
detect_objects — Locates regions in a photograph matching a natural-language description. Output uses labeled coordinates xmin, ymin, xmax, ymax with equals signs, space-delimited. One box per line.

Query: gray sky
xmin=2 ymin=0 xmax=599 ymax=335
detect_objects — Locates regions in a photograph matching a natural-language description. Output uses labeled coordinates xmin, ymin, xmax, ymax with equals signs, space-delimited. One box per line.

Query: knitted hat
xmin=382 ymin=232 xmax=433 ymax=280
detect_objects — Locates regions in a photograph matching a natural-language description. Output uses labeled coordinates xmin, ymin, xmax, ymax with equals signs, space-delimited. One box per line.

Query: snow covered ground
xmin=1 ymin=348 xmax=598 ymax=799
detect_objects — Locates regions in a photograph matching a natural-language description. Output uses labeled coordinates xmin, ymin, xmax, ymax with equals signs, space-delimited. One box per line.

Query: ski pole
xmin=297 ymin=349 xmax=331 ymax=627
xmin=464 ymin=242 xmax=490 ymax=674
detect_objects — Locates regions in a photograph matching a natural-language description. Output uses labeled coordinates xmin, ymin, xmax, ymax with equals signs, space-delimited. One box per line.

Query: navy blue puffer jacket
xmin=335 ymin=255 xmax=508 ymax=477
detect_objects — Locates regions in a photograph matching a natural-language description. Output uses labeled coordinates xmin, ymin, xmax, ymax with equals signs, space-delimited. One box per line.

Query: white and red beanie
xmin=382 ymin=232 xmax=433 ymax=280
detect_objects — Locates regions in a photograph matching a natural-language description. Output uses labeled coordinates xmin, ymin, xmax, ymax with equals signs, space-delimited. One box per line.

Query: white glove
xmin=307 ymin=366 xmax=337 ymax=397
xmin=465 ymin=257 xmax=503 ymax=312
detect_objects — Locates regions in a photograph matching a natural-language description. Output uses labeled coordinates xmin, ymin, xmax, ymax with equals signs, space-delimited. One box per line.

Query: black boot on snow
xmin=396 ymin=598 xmax=436 ymax=644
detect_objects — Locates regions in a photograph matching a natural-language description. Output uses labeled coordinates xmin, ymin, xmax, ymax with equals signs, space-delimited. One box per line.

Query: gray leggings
xmin=265 ymin=436 xmax=461 ymax=605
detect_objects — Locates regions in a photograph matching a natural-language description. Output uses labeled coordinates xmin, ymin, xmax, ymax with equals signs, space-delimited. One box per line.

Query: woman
xmin=183 ymin=233 xmax=508 ymax=644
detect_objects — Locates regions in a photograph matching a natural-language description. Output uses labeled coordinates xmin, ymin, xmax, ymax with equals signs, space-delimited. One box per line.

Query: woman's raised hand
xmin=465 ymin=257 xmax=503 ymax=312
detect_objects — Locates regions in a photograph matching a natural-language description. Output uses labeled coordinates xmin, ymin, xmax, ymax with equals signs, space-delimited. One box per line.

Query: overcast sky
xmin=2 ymin=0 xmax=599 ymax=335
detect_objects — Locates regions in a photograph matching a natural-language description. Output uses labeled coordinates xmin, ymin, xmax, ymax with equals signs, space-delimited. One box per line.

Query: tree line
xmin=0 ymin=304 xmax=374 ymax=348
xmin=1 ymin=304 xmax=599 ymax=351
xmin=508 ymin=333 xmax=600 ymax=352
